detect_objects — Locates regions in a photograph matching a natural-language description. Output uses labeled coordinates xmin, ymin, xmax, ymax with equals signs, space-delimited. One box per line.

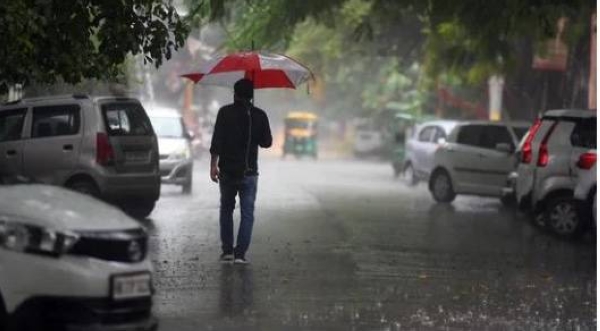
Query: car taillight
xmin=536 ymin=122 xmax=558 ymax=167
xmin=96 ymin=132 xmax=115 ymax=166
xmin=521 ymin=118 xmax=542 ymax=164
xmin=577 ymin=152 xmax=597 ymax=170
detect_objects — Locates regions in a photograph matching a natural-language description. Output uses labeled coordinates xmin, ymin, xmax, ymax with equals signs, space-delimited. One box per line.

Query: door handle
xmin=63 ymin=144 xmax=74 ymax=151
xmin=6 ymin=150 xmax=16 ymax=157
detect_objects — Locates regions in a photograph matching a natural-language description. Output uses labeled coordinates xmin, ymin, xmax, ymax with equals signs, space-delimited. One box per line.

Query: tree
xmin=0 ymin=0 xmax=189 ymax=91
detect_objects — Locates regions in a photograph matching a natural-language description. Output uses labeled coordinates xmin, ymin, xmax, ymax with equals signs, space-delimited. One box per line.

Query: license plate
xmin=125 ymin=151 xmax=150 ymax=163
xmin=111 ymin=273 xmax=152 ymax=300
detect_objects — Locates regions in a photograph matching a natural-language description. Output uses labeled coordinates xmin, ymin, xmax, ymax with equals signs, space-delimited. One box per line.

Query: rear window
xmin=0 ymin=109 xmax=26 ymax=142
xmin=102 ymin=102 xmax=153 ymax=136
xmin=32 ymin=105 xmax=80 ymax=138
xmin=571 ymin=119 xmax=596 ymax=149
xmin=480 ymin=126 xmax=513 ymax=149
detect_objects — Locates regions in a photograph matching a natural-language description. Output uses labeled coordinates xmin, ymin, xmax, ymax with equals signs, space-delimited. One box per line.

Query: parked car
xmin=574 ymin=150 xmax=596 ymax=228
xmin=402 ymin=120 xmax=459 ymax=185
xmin=147 ymin=106 xmax=194 ymax=194
xmin=353 ymin=129 xmax=383 ymax=158
xmin=428 ymin=121 xmax=530 ymax=204
xmin=514 ymin=109 xmax=596 ymax=238
xmin=0 ymin=184 xmax=156 ymax=331
xmin=0 ymin=94 xmax=160 ymax=218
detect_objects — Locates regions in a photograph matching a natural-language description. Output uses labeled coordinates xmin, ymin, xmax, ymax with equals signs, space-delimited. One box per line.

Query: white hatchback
xmin=428 ymin=121 xmax=530 ymax=203
xmin=0 ymin=184 xmax=156 ymax=331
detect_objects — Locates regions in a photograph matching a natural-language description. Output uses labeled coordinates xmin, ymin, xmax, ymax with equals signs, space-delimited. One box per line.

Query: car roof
xmin=543 ymin=109 xmax=596 ymax=119
xmin=416 ymin=120 xmax=460 ymax=133
xmin=0 ymin=94 xmax=140 ymax=108
xmin=457 ymin=120 xmax=532 ymax=128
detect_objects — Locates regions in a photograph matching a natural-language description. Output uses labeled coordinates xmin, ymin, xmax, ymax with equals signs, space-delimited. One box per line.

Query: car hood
xmin=158 ymin=137 xmax=188 ymax=156
xmin=0 ymin=185 xmax=141 ymax=232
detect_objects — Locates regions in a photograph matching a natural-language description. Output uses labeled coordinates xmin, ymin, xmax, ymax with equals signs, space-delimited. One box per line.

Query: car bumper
xmin=0 ymin=251 xmax=153 ymax=314
xmin=99 ymin=173 xmax=160 ymax=202
xmin=159 ymin=159 xmax=193 ymax=185
xmin=13 ymin=296 xmax=157 ymax=331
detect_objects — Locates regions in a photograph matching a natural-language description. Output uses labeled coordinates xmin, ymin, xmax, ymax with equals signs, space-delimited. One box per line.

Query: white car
xmin=0 ymin=185 xmax=156 ymax=331
xmin=428 ymin=121 xmax=530 ymax=203
xmin=515 ymin=109 xmax=596 ymax=238
xmin=403 ymin=120 xmax=459 ymax=185
xmin=574 ymin=150 xmax=596 ymax=228
xmin=147 ymin=106 xmax=194 ymax=194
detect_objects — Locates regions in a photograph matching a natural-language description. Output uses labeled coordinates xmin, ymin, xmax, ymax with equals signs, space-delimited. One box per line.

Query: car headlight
xmin=0 ymin=216 xmax=79 ymax=257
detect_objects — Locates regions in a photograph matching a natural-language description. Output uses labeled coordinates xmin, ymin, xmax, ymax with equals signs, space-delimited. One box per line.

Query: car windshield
xmin=150 ymin=116 xmax=184 ymax=138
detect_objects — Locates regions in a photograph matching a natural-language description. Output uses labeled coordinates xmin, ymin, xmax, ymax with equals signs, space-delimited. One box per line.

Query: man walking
xmin=210 ymin=78 xmax=272 ymax=264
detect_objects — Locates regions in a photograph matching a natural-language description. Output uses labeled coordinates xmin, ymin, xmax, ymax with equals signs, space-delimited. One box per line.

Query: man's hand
xmin=210 ymin=165 xmax=220 ymax=183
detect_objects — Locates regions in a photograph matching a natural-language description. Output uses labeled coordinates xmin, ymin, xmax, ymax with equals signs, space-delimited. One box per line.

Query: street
xmin=148 ymin=157 xmax=596 ymax=331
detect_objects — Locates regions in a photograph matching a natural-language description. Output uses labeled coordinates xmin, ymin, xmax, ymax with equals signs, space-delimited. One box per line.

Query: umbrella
xmin=181 ymin=52 xmax=314 ymax=90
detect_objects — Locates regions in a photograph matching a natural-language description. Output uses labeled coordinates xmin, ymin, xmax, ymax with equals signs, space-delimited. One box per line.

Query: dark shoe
xmin=220 ymin=253 xmax=234 ymax=263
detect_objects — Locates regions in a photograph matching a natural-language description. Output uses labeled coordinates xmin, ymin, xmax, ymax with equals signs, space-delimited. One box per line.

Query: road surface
xmin=147 ymin=157 xmax=596 ymax=331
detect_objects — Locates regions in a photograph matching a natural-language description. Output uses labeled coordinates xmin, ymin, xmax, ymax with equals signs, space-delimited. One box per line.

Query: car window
xmin=456 ymin=125 xmax=483 ymax=147
xmin=31 ymin=105 xmax=80 ymax=138
xmin=433 ymin=127 xmax=446 ymax=142
xmin=571 ymin=118 xmax=596 ymax=149
xmin=0 ymin=109 xmax=26 ymax=142
xmin=150 ymin=116 xmax=185 ymax=138
xmin=102 ymin=102 xmax=153 ymax=136
xmin=418 ymin=126 xmax=434 ymax=142
xmin=480 ymin=125 xmax=513 ymax=149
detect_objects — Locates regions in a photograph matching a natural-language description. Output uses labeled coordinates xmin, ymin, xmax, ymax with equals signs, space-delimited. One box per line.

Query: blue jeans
xmin=219 ymin=175 xmax=258 ymax=258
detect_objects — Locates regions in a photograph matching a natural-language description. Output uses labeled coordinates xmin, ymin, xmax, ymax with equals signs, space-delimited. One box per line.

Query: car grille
xmin=68 ymin=228 xmax=148 ymax=263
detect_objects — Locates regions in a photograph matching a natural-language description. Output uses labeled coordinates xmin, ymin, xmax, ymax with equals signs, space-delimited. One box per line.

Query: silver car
xmin=0 ymin=94 xmax=160 ymax=218
xmin=403 ymin=120 xmax=459 ymax=185
xmin=515 ymin=109 xmax=596 ymax=238
xmin=147 ymin=106 xmax=194 ymax=194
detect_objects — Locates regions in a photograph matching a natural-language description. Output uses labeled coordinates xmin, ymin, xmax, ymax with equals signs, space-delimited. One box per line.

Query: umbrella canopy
xmin=181 ymin=52 xmax=314 ymax=89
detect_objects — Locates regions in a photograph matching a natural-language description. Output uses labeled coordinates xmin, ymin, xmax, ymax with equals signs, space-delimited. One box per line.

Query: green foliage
xmin=0 ymin=0 xmax=189 ymax=89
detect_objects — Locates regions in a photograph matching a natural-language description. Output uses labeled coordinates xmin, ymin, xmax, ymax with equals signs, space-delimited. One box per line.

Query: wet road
xmin=147 ymin=157 xmax=596 ymax=331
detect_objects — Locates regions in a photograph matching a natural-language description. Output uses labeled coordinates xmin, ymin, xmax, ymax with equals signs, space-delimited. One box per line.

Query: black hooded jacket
xmin=210 ymin=100 xmax=272 ymax=179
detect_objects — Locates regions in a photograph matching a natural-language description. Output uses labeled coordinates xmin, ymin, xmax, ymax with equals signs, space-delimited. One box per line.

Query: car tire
xmin=500 ymin=194 xmax=515 ymax=207
xmin=0 ymin=291 xmax=6 ymax=331
xmin=546 ymin=195 xmax=584 ymax=239
xmin=430 ymin=169 xmax=456 ymax=203
xmin=402 ymin=163 xmax=418 ymax=186
xmin=125 ymin=199 xmax=156 ymax=219
xmin=67 ymin=179 xmax=100 ymax=198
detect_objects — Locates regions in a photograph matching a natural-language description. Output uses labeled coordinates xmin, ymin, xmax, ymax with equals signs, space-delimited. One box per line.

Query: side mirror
xmin=496 ymin=143 xmax=513 ymax=153
xmin=436 ymin=137 xmax=446 ymax=145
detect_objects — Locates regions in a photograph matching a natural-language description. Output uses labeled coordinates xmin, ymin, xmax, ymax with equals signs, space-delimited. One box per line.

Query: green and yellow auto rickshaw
xmin=283 ymin=111 xmax=318 ymax=158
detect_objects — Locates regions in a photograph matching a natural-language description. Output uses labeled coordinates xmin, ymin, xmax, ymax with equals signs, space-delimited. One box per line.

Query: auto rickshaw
xmin=283 ymin=111 xmax=318 ymax=158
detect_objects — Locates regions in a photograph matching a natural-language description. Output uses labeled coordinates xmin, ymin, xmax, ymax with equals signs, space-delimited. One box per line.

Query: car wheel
xmin=402 ymin=163 xmax=418 ymax=186
xmin=546 ymin=196 xmax=584 ymax=239
xmin=67 ymin=179 xmax=100 ymax=198
xmin=430 ymin=169 xmax=456 ymax=203
xmin=124 ymin=199 xmax=156 ymax=219
xmin=500 ymin=194 xmax=515 ymax=207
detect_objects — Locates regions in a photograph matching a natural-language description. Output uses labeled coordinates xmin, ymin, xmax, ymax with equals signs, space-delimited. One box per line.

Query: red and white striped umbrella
xmin=181 ymin=52 xmax=313 ymax=89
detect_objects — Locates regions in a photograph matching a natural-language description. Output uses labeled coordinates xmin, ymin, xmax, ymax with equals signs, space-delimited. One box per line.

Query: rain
xmin=0 ymin=1 xmax=596 ymax=331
